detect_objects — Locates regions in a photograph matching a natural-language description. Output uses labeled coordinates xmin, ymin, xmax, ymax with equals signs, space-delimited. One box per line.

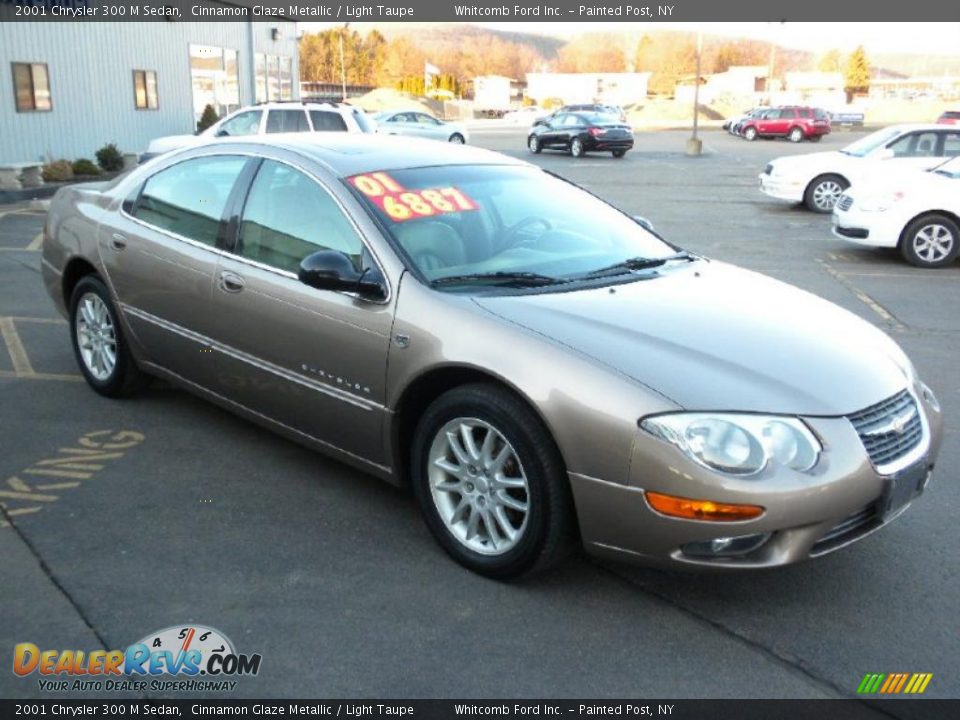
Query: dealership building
xmin=0 ymin=10 xmax=300 ymax=165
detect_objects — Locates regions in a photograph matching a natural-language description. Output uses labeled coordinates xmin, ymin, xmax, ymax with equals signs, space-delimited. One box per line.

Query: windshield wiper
xmin=576 ymin=251 xmax=696 ymax=279
xmin=430 ymin=271 xmax=566 ymax=288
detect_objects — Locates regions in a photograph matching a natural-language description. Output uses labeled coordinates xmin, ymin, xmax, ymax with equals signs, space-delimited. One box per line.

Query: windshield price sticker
xmin=349 ymin=172 xmax=479 ymax=222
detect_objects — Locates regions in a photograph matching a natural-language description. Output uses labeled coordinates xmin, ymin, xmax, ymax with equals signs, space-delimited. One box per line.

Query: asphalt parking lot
xmin=1 ymin=128 xmax=957 ymax=710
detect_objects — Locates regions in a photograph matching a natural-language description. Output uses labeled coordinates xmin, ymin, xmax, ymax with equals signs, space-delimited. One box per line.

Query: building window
xmin=255 ymin=54 xmax=294 ymax=102
xmin=189 ymin=45 xmax=240 ymax=122
xmin=12 ymin=62 xmax=51 ymax=112
xmin=133 ymin=70 xmax=158 ymax=110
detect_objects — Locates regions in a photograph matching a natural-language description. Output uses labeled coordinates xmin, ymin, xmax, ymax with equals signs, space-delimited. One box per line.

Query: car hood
xmin=769 ymin=150 xmax=853 ymax=173
xmin=474 ymin=262 xmax=909 ymax=416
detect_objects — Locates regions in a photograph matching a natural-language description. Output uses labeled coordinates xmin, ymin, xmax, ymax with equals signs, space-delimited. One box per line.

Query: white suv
xmin=143 ymin=102 xmax=377 ymax=161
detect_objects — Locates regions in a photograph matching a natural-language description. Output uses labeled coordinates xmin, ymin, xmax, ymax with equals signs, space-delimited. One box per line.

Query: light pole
xmin=339 ymin=22 xmax=350 ymax=102
xmin=686 ymin=30 xmax=703 ymax=156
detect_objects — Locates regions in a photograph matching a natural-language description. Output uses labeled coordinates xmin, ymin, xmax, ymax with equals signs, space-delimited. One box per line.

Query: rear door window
xmin=266 ymin=109 xmax=310 ymax=133
xmin=134 ymin=156 xmax=248 ymax=246
xmin=309 ymin=110 xmax=348 ymax=132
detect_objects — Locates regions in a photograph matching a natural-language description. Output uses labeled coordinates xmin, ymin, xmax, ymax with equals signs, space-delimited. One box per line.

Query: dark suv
xmin=740 ymin=106 xmax=832 ymax=143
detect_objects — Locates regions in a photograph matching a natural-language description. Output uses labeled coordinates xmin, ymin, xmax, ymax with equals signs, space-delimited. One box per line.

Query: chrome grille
xmin=847 ymin=390 xmax=923 ymax=469
xmin=837 ymin=194 xmax=854 ymax=211
xmin=810 ymin=504 xmax=879 ymax=556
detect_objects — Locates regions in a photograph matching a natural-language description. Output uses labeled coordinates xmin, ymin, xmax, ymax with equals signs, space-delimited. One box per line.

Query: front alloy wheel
xmin=804 ymin=174 xmax=848 ymax=213
xmin=528 ymin=135 xmax=541 ymax=154
xmin=901 ymin=215 xmax=960 ymax=268
xmin=411 ymin=384 xmax=575 ymax=579
xmin=427 ymin=418 xmax=529 ymax=555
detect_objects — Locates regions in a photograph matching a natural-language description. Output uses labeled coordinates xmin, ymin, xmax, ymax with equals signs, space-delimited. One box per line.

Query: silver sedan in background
xmin=375 ymin=110 xmax=470 ymax=144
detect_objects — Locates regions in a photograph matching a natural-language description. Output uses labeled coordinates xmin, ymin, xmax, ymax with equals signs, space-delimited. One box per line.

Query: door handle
xmin=109 ymin=233 xmax=127 ymax=251
xmin=218 ymin=271 xmax=245 ymax=293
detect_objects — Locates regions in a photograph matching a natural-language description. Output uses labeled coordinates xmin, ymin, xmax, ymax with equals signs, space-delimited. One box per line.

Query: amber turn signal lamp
xmin=645 ymin=491 xmax=764 ymax=521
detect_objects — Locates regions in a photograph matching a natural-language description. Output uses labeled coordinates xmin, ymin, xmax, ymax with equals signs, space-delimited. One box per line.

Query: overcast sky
xmin=302 ymin=22 xmax=960 ymax=56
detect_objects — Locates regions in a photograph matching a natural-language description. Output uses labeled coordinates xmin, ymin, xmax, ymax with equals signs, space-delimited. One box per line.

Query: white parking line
xmin=0 ymin=317 xmax=34 ymax=375
xmin=818 ymin=260 xmax=907 ymax=331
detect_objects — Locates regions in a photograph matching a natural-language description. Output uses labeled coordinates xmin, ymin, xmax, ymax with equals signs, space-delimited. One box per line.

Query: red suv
xmin=740 ymin=106 xmax=832 ymax=143
xmin=937 ymin=111 xmax=960 ymax=126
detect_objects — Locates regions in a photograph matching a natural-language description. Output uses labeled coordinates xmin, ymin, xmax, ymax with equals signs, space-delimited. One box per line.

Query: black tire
xmin=449 ymin=133 xmax=465 ymax=145
xmin=743 ymin=126 xmax=758 ymax=141
xmin=411 ymin=383 xmax=577 ymax=580
xmin=570 ymin=137 xmax=586 ymax=157
xmin=527 ymin=135 xmax=542 ymax=154
xmin=900 ymin=214 xmax=960 ymax=268
xmin=809 ymin=134 xmax=823 ymax=143
xmin=804 ymin=174 xmax=849 ymax=213
xmin=788 ymin=126 xmax=805 ymax=143
xmin=69 ymin=275 xmax=146 ymax=397
xmin=612 ymin=149 xmax=627 ymax=158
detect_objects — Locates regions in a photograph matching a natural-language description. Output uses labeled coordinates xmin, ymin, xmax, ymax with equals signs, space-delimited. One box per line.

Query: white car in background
xmin=143 ymin=102 xmax=376 ymax=161
xmin=502 ymin=106 xmax=549 ymax=125
xmin=374 ymin=110 xmax=470 ymax=144
xmin=832 ymin=157 xmax=960 ymax=268
xmin=759 ymin=124 xmax=960 ymax=213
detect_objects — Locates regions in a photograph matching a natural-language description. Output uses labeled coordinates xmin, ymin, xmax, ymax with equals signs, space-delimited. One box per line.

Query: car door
xmin=541 ymin=114 xmax=569 ymax=147
xmin=101 ymin=154 xmax=253 ymax=386
xmin=883 ymin=131 xmax=948 ymax=171
xmin=207 ymin=158 xmax=393 ymax=462
xmin=414 ymin=113 xmax=445 ymax=140
xmin=383 ymin=112 xmax=416 ymax=137
xmin=265 ymin=109 xmax=310 ymax=134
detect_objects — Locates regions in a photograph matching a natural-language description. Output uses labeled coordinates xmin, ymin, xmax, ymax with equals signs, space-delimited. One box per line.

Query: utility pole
xmin=685 ymin=30 xmax=703 ymax=156
xmin=339 ymin=22 xmax=350 ymax=102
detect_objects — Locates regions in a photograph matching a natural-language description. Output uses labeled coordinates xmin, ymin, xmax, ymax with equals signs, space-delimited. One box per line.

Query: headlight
xmin=640 ymin=414 xmax=821 ymax=476
xmin=859 ymin=190 xmax=905 ymax=212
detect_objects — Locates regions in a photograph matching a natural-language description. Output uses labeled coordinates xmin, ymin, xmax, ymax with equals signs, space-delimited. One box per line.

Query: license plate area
xmin=881 ymin=461 xmax=929 ymax=521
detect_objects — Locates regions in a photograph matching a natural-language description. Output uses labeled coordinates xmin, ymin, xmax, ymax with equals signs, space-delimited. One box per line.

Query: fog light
xmin=682 ymin=533 xmax=772 ymax=558
xmin=645 ymin=491 xmax=765 ymax=521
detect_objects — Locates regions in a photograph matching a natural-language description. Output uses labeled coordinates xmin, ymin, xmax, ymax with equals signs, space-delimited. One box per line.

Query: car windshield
xmin=347 ymin=165 xmax=677 ymax=290
xmin=841 ymin=127 xmax=902 ymax=157
xmin=582 ymin=112 xmax=619 ymax=124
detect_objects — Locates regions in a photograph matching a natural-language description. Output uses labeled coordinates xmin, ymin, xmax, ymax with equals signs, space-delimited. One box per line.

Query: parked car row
xmin=143 ymin=101 xmax=467 ymax=161
xmin=758 ymin=123 xmax=960 ymax=268
xmin=728 ymin=106 xmax=832 ymax=143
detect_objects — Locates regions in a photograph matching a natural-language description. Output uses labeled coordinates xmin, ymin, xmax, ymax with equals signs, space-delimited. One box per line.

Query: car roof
xmin=884 ymin=123 xmax=953 ymax=132
xmin=208 ymin=134 xmax=528 ymax=177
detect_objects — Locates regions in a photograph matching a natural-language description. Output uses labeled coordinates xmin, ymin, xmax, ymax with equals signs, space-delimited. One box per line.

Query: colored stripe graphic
xmin=858 ymin=673 xmax=932 ymax=694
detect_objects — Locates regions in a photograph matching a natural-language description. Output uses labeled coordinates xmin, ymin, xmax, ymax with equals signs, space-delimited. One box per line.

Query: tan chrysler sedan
xmin=41 ymin=135 xmax=943 ymax=579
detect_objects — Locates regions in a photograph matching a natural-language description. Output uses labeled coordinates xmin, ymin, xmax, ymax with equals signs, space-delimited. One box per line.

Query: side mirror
xmin=632 ymin=215 xmax=655 ymax=232
xmin=298 ymin=250 xmax=386 ymax=301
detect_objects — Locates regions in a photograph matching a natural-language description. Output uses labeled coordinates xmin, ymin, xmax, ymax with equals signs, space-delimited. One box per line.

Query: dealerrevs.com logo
xmin=13 ymin=625 xmax=262 ymax=693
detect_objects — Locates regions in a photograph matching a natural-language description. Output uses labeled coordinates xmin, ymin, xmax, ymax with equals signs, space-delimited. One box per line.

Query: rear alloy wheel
xmin=411 ymin=384 xmax=576 ymax=579
xmin=449 ymin=133 xmax=465 ymax=144
xmin=743 ymin=126 xmax=758 ymax=141
xmin=804 ymin=174 xmax=849 ymax=213
xmin=528 ymin=135 xmax=542 ymax=154
xmin=570 ymin=137 xmax=585 ymax=157
xmin=901 ymin=215 xmax=960 ymax=268
xmin=788 ymin=126 xmax=805 ymax=143
xmin=70 ymin=275 xmax=146 ymax=397
xmin=612 ymin=149 xmax=627 ymax=158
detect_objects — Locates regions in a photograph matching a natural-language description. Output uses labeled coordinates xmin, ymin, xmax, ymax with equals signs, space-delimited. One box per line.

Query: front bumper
xmin=831 ymin=206 xmax=902 ymax=248
xmin=759 ymin=173 xmax=805 ymax=202
xmin=571 ymin=387 xmax=943 ymax=570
